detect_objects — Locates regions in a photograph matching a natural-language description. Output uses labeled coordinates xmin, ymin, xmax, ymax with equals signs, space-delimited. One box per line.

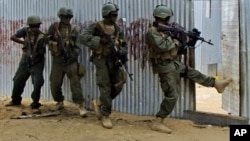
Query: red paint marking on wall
xmin=0 ymin=19 xmax=24 ymax=65
xmin=0 ymin=18 xmax=152 ymax=70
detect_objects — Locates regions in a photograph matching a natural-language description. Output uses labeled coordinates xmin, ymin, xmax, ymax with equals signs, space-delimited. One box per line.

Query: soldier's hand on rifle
xmin=117 ymin=49 xmax=128 ymax=64
xmin=187 ymin=38 xmax=198 ymax=47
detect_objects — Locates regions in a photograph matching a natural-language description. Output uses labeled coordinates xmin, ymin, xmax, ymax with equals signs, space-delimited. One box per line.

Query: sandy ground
xmin=0 ymin=86 xmax=229 ymax=141
xmin=196 ymin=84 xmax=228 ymax=114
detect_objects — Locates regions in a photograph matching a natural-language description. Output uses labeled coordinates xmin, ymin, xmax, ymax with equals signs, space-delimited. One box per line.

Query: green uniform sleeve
xmin=79 ymin=22 xmax=101 ymax=49
xmin=15 ymin=27 xmax=27 ymax=38
xmin=146 ymin=27 xmax=179 ymax=53
xmin=47 ymin=24 xmax=55 ymax=36
xmin=44 ymin=24 xmax=55 ymax=43
xmin=71 ymin=25 xmax=81 ymax=48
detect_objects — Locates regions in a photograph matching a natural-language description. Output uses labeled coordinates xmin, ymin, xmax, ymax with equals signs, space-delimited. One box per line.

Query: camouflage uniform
xmin=47 ymin=7 xmax=87 ymax=116
xmin=80 ymin=2 xmax=127 ymax=128
xmin=146 ymin=25 xmax=215 ymax=117
xmin=145 ymin=5 xmax=232 ymax=134
xmin=6 ymin=16 xmax=46 ymax=111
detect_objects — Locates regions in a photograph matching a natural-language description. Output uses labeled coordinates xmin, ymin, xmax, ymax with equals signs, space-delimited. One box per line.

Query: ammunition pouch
xmin=92 ymin=45 xmax=112 ymax=58
xmin=48 ymin=41 xmax=60 ymax=56
xmin=114 ymin=69 xmax=127 ymax=88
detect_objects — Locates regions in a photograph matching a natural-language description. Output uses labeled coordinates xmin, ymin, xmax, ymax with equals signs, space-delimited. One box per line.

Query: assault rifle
xmin=54 ymin=23 xmax=69 ymax=63
xmin=26 ymin=41 xmax=34 ymax=70
xmin=96 ymin=24 xmax=133 ymax=81
xmin=106 ymin=35 xmax=133 ymax=81
xmin=158 ymin=23 xmax=214 ymax=46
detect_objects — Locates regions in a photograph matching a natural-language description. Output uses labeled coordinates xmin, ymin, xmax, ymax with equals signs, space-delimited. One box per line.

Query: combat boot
xmin=5 ymin=101 xmax=21 ymax=107
xmin=30 ymin=102 xmax=42 ymax=114
xmin=214 ymin=78 xmax=232 ymax=93
xmin=92 ymin=99 xmax=102 ymax=120
xmin=32 ymin=108 xmax=41 ymax=114
xmin=101 ymin=116 xmax=113 ymax=129
xmin=50 ymin=101 xmax=64 ymax=111
xmin=78 ymin=103 xmax=88 ymax=117
xmin=151 ymin=117 xmax=172 ymax=134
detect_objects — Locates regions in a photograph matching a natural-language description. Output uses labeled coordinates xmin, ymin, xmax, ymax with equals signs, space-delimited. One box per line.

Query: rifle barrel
xmin=158 ymin=23 xmax=214 ymax=46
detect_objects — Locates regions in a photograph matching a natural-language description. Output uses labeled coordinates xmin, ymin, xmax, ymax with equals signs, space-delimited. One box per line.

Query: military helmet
xmin=153 ymin=5 xmax=173 ymax=19
xmin=27 ymin=16 xmax=41 ymax=25
xmin=57 ymin=7 xmax=73 ymax=17
xmin=102 ymin=2 xmax=119 ymax=16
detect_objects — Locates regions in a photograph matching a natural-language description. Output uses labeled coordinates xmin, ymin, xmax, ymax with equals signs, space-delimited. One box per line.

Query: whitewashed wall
xmin=221 ymin=0 xmax=240 ymax=116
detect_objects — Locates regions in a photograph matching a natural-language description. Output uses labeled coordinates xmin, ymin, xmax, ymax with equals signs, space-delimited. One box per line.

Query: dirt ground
xmin=0 ymin=86 xmax=229 ymax=141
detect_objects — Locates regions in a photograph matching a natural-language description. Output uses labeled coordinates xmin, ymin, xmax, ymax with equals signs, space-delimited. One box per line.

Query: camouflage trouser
xmin=156 ymin=60 xmax=215 ymax=118
xmin=11 ymin=55 xmax=44 ymax=108
xmin=92 ymin=57 xmax=126 ymax=116
xmin=50 ymin=60 xmax=84 ymax=104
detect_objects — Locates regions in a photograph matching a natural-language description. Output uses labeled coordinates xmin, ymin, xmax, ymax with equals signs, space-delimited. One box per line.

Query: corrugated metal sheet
xmin=0 ymin=0 xmax=194 ymax=117
xmin=239 ymin=0 xmax=250 ymax=123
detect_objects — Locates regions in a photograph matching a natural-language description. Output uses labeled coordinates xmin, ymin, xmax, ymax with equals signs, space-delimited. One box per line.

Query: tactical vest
xmin=148 ymin=26 xmax=179 ymax=61
xmin=23 ymin=28 xmax=44 ymax=57
xmin=93 ymin=21 xmax=122 ymax=57
xmin=48 ymin=22 xmax=77 ymax=57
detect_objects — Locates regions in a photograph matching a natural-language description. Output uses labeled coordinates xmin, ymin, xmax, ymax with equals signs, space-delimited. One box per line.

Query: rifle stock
xmin=158 ymin=23 xmax=214 ymax=46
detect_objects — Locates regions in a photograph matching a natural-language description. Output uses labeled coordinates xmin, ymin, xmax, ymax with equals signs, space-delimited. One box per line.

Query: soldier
xmin=5 ymin=16 xmax=46 ymax=114
xmin=80 ymin=2 xmax=128 ymax=129
xmin=145 ymin=5 xmax=232 ymax=134
xmin=46 ymin=7 xmax=87 ymax=117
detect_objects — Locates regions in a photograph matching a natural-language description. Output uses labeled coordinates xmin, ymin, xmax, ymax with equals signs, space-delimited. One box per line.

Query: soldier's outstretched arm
xmin=79 ymin=22 xmax=101 ymax=49
xmin=10 ymin=27 xmax=26 ymax=45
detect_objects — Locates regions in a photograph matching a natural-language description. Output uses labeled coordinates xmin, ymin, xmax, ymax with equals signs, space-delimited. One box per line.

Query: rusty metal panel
xmin=0 ymin=0 xmax=194 ymax=117
xmin=239 ymin=0 xmax=250 ymax=124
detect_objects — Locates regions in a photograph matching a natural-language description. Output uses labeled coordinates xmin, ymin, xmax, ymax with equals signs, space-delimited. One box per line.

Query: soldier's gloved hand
xmin=117 ymin=50 xmax=128 ymax=64
xmin=100 ymin=37 xmax=109 ymax=44
xmin=187 ymin=38 xmax=198 ymax=47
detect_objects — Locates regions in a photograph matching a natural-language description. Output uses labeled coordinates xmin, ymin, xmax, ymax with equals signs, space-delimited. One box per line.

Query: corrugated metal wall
xmin=0 ymin=0 xmax=194 ymax=117
xmin=239 ymin=0 xmax=250 ymax=123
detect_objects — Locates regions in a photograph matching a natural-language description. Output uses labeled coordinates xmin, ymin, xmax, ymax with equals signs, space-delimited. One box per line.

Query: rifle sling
xmin=26 ymin=28 xmax=42 ymax=56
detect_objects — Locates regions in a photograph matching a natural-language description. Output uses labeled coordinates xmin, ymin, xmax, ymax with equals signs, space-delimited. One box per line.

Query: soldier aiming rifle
xmin=157 ymin=22 xmax=213 ymax=49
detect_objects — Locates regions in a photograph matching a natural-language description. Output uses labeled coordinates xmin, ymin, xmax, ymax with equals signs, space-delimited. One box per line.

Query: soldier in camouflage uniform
xmin=5 ymin=16 xmax=46 ymax=114
xmin=145 ymin=5 xmax=232 ymax=134
xmin=47 ymin=7 xmax=87 ymax=117
xmin=80 ymin=2 xmax=128 ymax=129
